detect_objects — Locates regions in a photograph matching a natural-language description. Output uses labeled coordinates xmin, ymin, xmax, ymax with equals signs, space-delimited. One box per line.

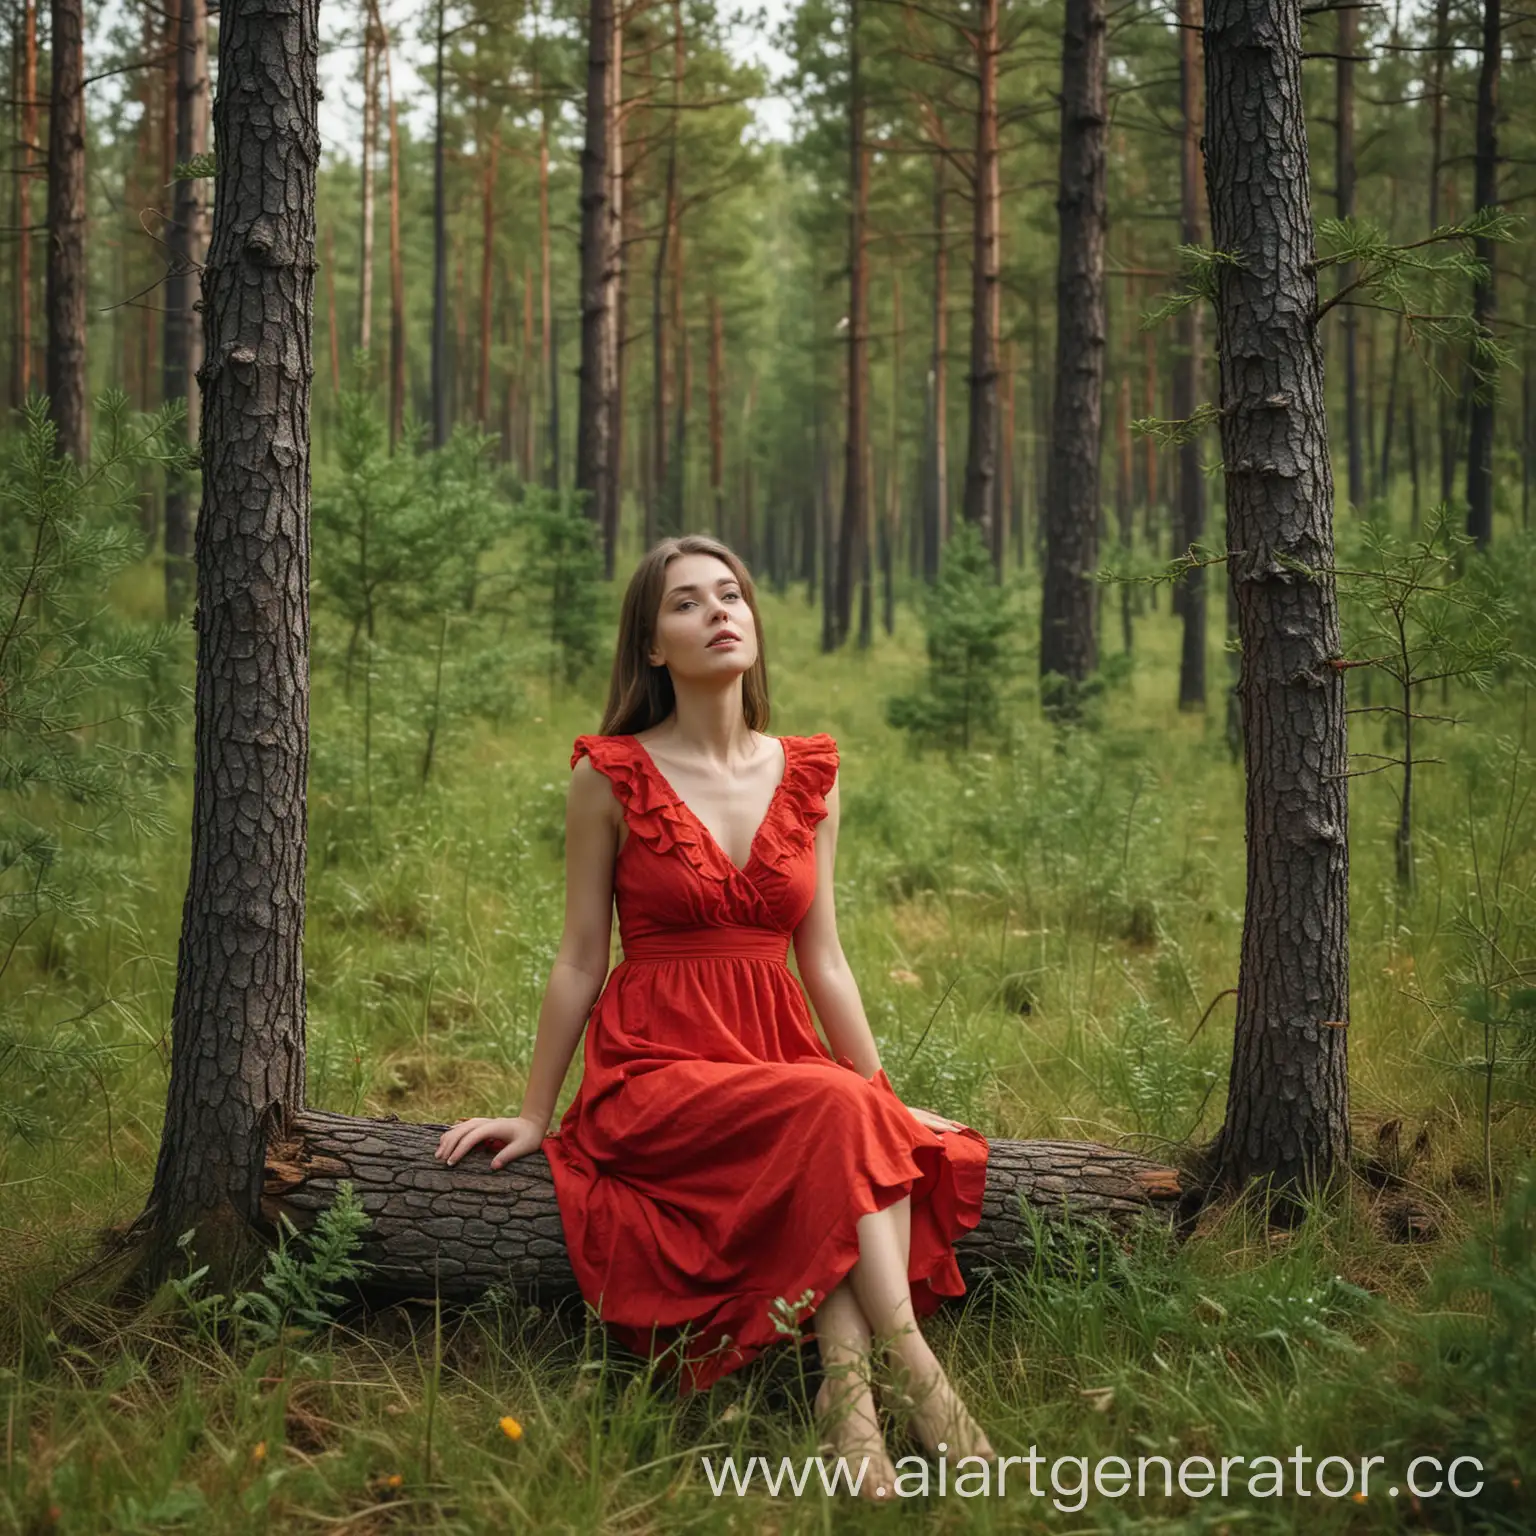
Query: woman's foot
xmin=882 ymin=1351 xmax=995 ymax=1464
xmin=814 ymin=1374 xmax=899 ymax=1502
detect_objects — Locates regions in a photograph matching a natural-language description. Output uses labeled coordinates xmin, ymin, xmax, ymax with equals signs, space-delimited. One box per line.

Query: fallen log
xmin=262 ymin=1109 xmax=1185 ymax=1302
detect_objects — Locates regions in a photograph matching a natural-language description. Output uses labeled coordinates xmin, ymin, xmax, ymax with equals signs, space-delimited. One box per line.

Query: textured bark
xmin=961 ymin=0 xmax=1001 ymax=564
xmin=1175 ymin=0 xmax=1207 ymax=710
xmin=1464 ymin=0 xmax=1500 ymax=550
xmin=45 ymin=0 xmax=88 ymax=464
xmin=140 ymin=0 xmax=319 ymax=1291
xmin=262 ymin=1112 xmax=1184 ymax=1301
xmin=1040 ymin=0 xmax=1106 ymax=690
xmin=835 ymin=0 xmax=868 ymax=651
xmin=1203 ymin=0 xmax=1351 ymax=1196
xmin=163 ymin=0 xmax=211 ymax=622
xmin=576 ymin=0 xmax=623 ymax=562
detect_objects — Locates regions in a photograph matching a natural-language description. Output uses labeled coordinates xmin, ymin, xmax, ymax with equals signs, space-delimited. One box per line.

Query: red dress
xmin=542 ymin=731 xmax=989 ymax=1394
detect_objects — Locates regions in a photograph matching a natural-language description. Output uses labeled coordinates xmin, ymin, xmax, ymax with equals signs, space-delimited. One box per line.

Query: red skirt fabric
xmin=542 ymin=731 xmax=990 ymax=1394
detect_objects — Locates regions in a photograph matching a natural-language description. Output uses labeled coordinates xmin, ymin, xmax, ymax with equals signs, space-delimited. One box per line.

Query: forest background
xmin=2 ymin=0 xmax=1535 ymax=1528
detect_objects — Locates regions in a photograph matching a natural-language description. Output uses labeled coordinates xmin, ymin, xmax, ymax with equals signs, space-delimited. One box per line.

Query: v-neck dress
xmin=542 ymin=731 xmax=990 ymax=1395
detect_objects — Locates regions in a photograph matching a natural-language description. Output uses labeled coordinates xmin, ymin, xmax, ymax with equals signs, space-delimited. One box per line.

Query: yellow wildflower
xmin=252 ymin=1441 xmax=267 ymax=1464
xmin=499 ymin=1415 xmax=524 ymax=1441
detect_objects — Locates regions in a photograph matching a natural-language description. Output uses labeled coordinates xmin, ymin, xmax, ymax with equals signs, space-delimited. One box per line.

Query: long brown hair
xmin=596 ymin=536 xmax=771 ymax=736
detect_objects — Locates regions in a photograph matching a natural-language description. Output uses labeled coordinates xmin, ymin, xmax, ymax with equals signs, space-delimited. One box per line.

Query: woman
xmin=435 ymin=535 xmax=995 ymax=1496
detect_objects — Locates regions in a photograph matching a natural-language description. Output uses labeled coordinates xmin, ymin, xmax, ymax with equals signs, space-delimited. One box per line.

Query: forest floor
xmin=2 ymin=557 xmax=1532 ymax=1533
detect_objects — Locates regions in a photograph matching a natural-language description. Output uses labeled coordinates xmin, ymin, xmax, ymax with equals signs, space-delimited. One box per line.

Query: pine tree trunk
xmin=1040 ymin=0 xmax=1107 ymax=694
xmin=138 ymin=0 xmax=319 ymax=1293
xmin=576 ymin=0 xmax=622 ymax=559
xmin=358 ymin=8 xmax=377 ymax=355
xmin=1175 ymin=0 xmax=1207 ymax=711
xmin=14 ymin=0 xmax=37 ymax=406
xmin=961 ymin=0 xmax=1001 ymax=564
xmin=478 ymin=120 xmax=499 ymax=429
xmin=430 ymin=0 xmax=448 ymax=449
xmin=708 ymin=294 xmax=724 ymax=536
xmin=1464 ymin=0 xmax=1500 ymax=550
xmin=376 ymin=1 xmax=405 ymax=452
xmin=45 ymin=0 xmax=88 ymax=464
xmin=835 ymin=0 xmax=868 ymax=650
xmin=1203 ymin=0 xmax=1351 ymax=1199
xmin=924 ymin=155 xmax=949 ymax=582
xmin=163 ymin=0 xmax=210 ymax=622
xmin=1336 ymin=5 xmax=1362 ymax=512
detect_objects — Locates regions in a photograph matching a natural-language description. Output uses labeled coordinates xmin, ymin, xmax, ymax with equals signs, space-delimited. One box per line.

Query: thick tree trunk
xmin=139 ymin=0 xmax=319 ymax=1293
xmin=1203 ymin=0 xmax=1351 ymax=1198
xmin=1040 ymin=0 xmax=1106 ymax=694
xmin=1464 ymin=0 xmax=1500 ymax=550
xmin=163 ymin=0 xmax=210 ymax=622
xmin=576 ymin=0 xmax=623 ymax=560
xmin=261 ymin=1111 xmax=1184 ymax=1300
xmin=1175 ymin=0 xmax=1207 ymax=710
xmin=46 ymin=0 xmax=88 ymax=464
xmin=835 ymin=0 xmax=868 ymax=650
xmin=961 ymin=0 xmax=1001 ymax=567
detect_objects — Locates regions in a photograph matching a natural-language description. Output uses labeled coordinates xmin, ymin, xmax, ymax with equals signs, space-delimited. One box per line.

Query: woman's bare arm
xmin=790 ymin=774 xmax=885 ymax=1079
xmin=517 ymin=756 xmax=621 ymax=1131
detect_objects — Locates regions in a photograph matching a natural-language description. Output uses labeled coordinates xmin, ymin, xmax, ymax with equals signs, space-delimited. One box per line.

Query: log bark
xmin=139 ymin=0 xmax=319 ymax=1293
xmin=1203 ymin=0 xmax=1350 ymax=1196
xmin=262 ymin=1111 xmax=1185 ymax=1300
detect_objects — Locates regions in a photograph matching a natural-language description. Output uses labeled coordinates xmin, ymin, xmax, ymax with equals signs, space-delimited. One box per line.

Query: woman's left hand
xmin=905 ymin=1104 xmax=966 ymax=1136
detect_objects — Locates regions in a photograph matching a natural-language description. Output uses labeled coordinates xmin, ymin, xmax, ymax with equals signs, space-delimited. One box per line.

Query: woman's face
xmin=647 ymin=552 xmax=758 ymax=683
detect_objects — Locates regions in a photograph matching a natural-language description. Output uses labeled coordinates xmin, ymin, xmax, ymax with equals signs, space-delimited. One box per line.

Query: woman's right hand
xmin=434 ymin=1115 xmax=546 ymax=1170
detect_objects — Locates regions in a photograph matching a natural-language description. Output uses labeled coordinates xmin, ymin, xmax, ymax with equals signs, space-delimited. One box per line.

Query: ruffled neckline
xmin=570 ymin=731 xmax=839 ymax=887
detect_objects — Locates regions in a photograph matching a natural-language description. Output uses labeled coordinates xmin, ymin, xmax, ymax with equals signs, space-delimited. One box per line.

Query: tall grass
xmin=2 ymin=526 xmax=1533 ymax=1530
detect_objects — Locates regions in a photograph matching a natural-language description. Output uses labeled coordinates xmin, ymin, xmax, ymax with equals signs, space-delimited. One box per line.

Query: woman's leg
xmin=810 ymin=1278 xmax=896 ymax=1498
xmin=845 ymin=1196 xmax=994 ymax=1462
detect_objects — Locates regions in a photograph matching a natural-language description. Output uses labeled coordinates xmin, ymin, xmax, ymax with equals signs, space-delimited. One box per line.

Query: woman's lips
xmin=708 ymin=635 xmax=740 ymax=648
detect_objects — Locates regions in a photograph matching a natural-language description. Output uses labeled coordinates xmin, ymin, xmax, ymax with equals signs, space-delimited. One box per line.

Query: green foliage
xmin=885 ymin=521 xmax=1022 ymax=753
xmin=1332 ymin=503 xmax=1524 ymax=888
xmin=168 ymin=1181 xmax=374 ymax=1351
xmin=0 ymin=393 xmax=190 ymax=1144
xmin=312 ymin=359 xmax=512 ymax=653
xmin=512 ymin=484 xmax=605 ymax=689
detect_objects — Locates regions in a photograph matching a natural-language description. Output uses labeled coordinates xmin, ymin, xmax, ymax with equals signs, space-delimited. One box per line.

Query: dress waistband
xmin=621 ymin=925 xmax=791 ymax=963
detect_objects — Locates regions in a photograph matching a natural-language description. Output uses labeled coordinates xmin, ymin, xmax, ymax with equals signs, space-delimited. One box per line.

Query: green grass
xmin=2 ymin=550 xmax=1533 ymax=1532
